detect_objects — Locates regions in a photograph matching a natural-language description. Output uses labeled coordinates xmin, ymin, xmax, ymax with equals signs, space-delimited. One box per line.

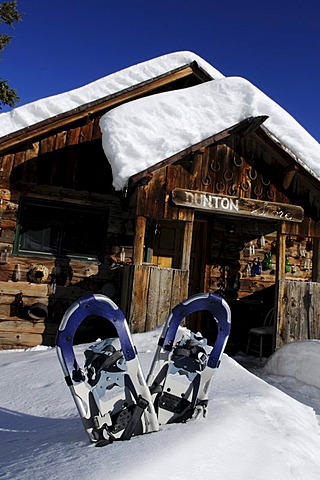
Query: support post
xmin=133 ymin=216 xmax=146 ymax=265
xmin=181 ymin=218 xmax=194 ymax=271
xmin=274 ymin=225 xmax=286 ymax=349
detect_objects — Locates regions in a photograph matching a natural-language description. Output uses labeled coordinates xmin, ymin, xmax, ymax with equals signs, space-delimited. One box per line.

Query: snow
xmin=1 ymin=331 xmax=320 ymax=480
xmin=100 ymin=77 xmax=320 ymax=190
xmin=0 ymin=51 xmax=223 ymax=138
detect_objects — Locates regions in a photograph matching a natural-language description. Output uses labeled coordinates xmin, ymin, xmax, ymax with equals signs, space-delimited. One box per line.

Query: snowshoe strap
xmin=120 ymin=396 xmax=149 ymax=441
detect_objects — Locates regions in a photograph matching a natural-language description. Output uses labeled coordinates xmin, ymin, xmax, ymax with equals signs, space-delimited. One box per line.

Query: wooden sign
xmin=171 ymin=189 xmax=304 ymax=223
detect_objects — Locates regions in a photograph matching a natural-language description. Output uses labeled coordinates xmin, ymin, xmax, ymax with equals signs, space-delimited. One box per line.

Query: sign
xmin=171 ymin=188 xmax=304 ymax=223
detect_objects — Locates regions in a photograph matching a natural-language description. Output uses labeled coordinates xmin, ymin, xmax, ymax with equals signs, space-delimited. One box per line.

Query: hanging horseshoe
xmin=267 ymin=189 xmax=274 ymax=200
xmin=261 ymin=177 xmax=271 ymax=186
xmin=215 ymin=181 xmax=226 ymax=193
xmin=202 ymin=175 xmax=211 ymax=186
xmin=210 ymin=161 xmax=220 ymax=172
xmin=228 ymin=184 xmax=238 ymax=196
xmin=240 ymin=179 xmax=250 ymax=192
xmin=254 ymin=185 xmax=263 ymax=197
xmin=248 ymin=169 xmax=258 ymax=180
xmin=233 ymin=156 xmax=243 ymax=167
xmin=223 ymin=170 xmax=233 ymax=182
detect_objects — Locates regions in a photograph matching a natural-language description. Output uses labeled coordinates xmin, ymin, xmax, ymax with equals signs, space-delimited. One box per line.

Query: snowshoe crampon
xmin=56 ymin=292 xmax=231 ymax=445
xmin=56 ymin=294 xmax=159 ymax=446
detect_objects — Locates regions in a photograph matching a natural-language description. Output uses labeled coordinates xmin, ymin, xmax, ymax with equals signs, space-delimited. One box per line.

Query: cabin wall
xmin=0 ymin=118 xmax=137 ymax=349
xmin=133 ymin=134 xmax=320 ymax=352
xmin=1 ymin=116 xmax=320 ymax=351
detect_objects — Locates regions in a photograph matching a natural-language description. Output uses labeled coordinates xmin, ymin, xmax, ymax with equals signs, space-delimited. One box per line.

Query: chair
xmin=246 ymin=308 xmax=275 ymax=360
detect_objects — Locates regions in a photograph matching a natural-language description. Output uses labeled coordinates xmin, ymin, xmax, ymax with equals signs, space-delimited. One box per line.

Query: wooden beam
xmin=0 ymin=281 xmax=48 ymax=297
xmin=128 ymin=116 xmax=269 ymax=188
xmin=181 ymin=220 xmax=194 ymax=270
xmin=133 ymin=216 xmax=146 ymax=265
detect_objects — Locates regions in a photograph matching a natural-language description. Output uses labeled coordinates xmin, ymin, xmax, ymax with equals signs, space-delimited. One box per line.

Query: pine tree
xmin=0 ymin=1 xmax=22 ymax=109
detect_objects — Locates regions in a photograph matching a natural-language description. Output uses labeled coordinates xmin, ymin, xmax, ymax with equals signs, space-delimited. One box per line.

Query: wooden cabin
xmin=0 ymin=55 xmax=319 ymax=355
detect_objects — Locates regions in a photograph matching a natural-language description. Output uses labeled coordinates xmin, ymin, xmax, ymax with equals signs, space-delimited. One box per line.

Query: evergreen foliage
xmin=0 ymin=1 xmax=22 ymax=109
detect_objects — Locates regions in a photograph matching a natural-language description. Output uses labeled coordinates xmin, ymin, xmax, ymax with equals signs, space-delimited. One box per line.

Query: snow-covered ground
xmin=1 ymin=331 xmax=320 ymax=480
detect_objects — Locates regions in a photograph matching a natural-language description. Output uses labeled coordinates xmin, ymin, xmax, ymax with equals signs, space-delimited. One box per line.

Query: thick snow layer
xmin=0 ymin=51 xmax=223 ymax=138
xmin=100 ymin=77 xmax=320 ymax=190
xmin=1 ymin=332 xmax=320 ymax=480
xmin=265 ymin=340 xmax=320 ymax=389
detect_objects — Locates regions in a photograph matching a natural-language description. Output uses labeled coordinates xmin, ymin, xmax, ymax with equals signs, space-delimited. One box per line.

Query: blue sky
xmin=2 ymin=0 xmax=320 ymax=141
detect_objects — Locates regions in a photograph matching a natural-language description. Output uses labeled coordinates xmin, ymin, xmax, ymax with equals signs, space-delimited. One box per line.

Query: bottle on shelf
xmin=262 ymin=252 xmax=272 ymax=271
xmin=12 ymin=264 xmax=21 ymax=282
xmin=251 ymin=258 xmax=258 ymax=276
xmin=285 ymin=255 xmax=291 ymax=273
xmin=120 ymin=247 xmax=125 ymax=263
xmin=256 ymin=257 xmax=262 ymax=275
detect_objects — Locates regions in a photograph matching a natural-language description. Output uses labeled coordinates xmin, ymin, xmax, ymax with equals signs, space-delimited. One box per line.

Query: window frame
xmin=14 ymin=197 xmax=109 ymax=262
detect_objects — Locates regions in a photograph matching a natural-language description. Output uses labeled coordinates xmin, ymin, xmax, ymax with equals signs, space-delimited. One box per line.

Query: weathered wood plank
xmin=0 ymin=328 xmax=56 ymax=349
xmin=40 ymin=135 xmax=56 ymax=154
xmin=157 ymin=268 xmax=173 ymax=326
xmin=145 ymin=267 xmax=161 ymax=331
xmin=0 ymin=319 xmax=56 ymax=335
xmin=129 ymin=265 xmax=150 ymax=332
xmin=181 ymin=221 xmax=194 ymax=270
xmin=309 ymin=282 xmax=320 ymax=338
xmin=66 ymin=127 xmax=81 ymax=146
xmin=0 ymin=154 xmax=14 ymax=186
xmin=170 ymin=269 xmax=188 ymax=310
xmin=79 ymin=119 xmax=94 ymax=143
xmin=277 ymin=280 xmax=320 ymax=347
xmin=133 ymin=216 xmax=146 ymax=265
xmin=0 ymin=281 xmax=48 ymax=297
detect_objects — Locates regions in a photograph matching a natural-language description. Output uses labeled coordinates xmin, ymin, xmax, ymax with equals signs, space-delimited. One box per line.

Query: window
xmin=15 ymin=198 xmax=108 ymax=261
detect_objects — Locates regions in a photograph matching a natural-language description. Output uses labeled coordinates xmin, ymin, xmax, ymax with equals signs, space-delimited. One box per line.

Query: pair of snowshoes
xmin=56 ymin=292 xmax=231 ymax=446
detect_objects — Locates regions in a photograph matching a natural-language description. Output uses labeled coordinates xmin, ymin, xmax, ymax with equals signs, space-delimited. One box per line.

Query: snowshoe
xmin=56 ymin=293 xmax=159 ymax=445
xmin=146 ymin=293 xmax=231 ymax=425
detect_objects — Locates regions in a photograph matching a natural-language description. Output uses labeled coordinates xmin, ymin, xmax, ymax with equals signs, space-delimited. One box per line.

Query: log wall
xmin=0 ymin=117 xmax=135 ymax=349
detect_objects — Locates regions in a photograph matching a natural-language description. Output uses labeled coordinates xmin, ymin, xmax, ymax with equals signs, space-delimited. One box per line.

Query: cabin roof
xmin=0 ymin=51 xmax=220 ymax=150
xmin=99 ymin=77 xmax=320 ymax=191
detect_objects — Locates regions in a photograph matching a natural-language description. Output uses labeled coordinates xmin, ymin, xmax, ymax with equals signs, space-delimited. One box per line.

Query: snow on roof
xmin=100 ymin=76 xmax=320 ymax=191
xmin=0 ymin=51 xmax=223 ymax=138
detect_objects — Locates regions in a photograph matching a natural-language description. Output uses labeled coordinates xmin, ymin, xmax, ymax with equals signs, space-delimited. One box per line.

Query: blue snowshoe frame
xmin=56 ymin=293 xmax=159 ymax=445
